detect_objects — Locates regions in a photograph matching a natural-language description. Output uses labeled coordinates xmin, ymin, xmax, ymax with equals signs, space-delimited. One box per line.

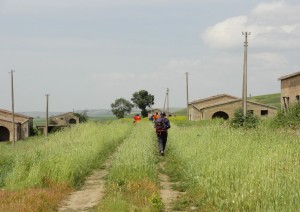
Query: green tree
xmin=111 ymin=98 xmax=134 ymax=119
xmin=131 ymin=90 xmax=154 ymax=117
xmin=74 ymin=110 xmax=88 ymax=123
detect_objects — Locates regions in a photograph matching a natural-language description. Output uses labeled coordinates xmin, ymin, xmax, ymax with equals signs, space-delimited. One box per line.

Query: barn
xmin=278 ymin=71 xmax=300 ymax=110
xmin=49 ymin=112 xmax=80 ymax=125
xmin=0 ymin=109 xmax=33 ymax=142
xmin=188 ymin=94 xmax=277 ymax=121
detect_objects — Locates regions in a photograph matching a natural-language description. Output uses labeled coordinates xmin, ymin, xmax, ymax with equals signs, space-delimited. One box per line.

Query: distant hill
xmin=249 ymin=93 xmax=280 ymax=109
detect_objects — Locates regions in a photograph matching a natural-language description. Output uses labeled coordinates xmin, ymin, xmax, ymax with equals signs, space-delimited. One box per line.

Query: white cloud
xmin=203 ymin=1 xmax=300 ymax=49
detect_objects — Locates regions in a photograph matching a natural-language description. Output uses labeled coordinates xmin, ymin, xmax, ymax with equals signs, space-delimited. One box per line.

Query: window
xmin=261 ymin=110 xmax=268 ymax=116
xmin=283 ymin=96 xmax=290 ymax=110
xmin=296 ymin=95 xmax=300 ymax=103
xmin=60 ymin=117 xmax=64 ymax=120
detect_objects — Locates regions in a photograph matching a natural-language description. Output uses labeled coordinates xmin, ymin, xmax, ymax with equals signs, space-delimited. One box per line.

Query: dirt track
xmin=58 ymin=156 xmax=186 ymax=211
xmin=158 ymin=161 xmax=186 ymax=212
xmin=58 ymin=157 xmax=112 ymax=211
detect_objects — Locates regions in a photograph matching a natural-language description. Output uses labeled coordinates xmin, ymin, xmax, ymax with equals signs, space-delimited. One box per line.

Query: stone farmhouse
xmin=188 ymin=94 xmax=277 ymax=121
xmin=278 ymin=71 xmax=300 ymax=110
xmin=0 ymin=109 xmax=33 ymax=142
xmin=49 ymin=112 xmax=80 ymax=125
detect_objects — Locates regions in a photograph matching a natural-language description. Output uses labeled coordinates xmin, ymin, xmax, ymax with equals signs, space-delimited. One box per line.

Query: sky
xmin=0 ymin=0 xmax=299 ymax=112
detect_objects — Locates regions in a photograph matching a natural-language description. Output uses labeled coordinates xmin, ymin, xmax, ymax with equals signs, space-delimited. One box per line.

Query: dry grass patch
xmin=0 ymin=183 xmax=72 ymax=212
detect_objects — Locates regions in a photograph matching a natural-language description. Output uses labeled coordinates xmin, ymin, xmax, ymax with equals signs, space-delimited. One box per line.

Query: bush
xmin=230 ymin=108 xmax=259 ymax=128
xmin=271 ymin=103 xmax=300 ymax=129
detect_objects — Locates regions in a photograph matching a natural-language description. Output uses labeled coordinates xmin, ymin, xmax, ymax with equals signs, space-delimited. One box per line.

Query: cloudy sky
xmin=0 ymin=0 xmax=299 ymax=112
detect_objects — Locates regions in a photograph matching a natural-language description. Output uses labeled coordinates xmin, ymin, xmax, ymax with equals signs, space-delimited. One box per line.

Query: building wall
xmin=50 ymin=113 xmax=79 ymax=125
xmin=0 ymin=121 xmax=21 ymax=141
xmin=0 ymin=111 xmax=33 ymax=141
xmin=281 ymin=75 xmax=300 ymax=107
xmin=192 ymin=95 xmax=238 ymax=110
xmin=188 ymin=105 xmax=201 ymax=121
xmin=202 ymin=101 xmax=276 ymax=120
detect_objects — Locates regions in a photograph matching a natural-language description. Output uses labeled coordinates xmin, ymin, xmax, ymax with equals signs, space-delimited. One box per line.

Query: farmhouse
xmin=0 ymin=109 xmax=33 ymax=142
xmin=278 ymin=71 xmax=300 ymax=110
xmin=49 ymin=112 xmax=80 ymax=125
xmin=188 ymin=94 xmax=277 ymax=121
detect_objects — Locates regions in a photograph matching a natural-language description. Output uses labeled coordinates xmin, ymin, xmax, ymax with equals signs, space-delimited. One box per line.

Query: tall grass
xmin=0 ymin=120 xmax=132 ymax=190
xmin=98 ymin=121 xmax=163 ymax=211
xmin=168 ymin=120 xmax=300 ymax=211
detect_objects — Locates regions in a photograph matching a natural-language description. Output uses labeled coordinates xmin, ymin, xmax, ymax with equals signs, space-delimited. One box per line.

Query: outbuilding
xmin=0 ymin=109 xmax=33 ymax=142
xmin=49 ymin=112 xmax=80 ymax=125
xmin=278 ymin=71 xmax=300 ymax=110
xmin=188 ymin=94 xmax=277 ymax=121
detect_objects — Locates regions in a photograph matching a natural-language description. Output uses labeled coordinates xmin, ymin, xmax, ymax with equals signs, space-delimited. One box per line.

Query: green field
xmin=249 ymin=93 xmax=281 ymax=109
xmin=1 ymin=114 xmax=300 ymax=211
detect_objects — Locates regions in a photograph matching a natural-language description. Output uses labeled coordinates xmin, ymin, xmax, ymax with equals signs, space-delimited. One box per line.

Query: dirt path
xmin=158 ymin=161 xmax=186 ymax=212
xmin=58 ymin=156 xmax=113 ymax=211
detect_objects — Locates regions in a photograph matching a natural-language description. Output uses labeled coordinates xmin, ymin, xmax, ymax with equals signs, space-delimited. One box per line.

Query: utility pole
xmin=185 ymin=72 xmax=189 ymax=121
xmin=167 ymin=88 xmax=169 ymax=117
xmin=242 ymin=32 xmax=250 ymax=117
xmin=163 ymin=88 xmax=169 ymax=117
xmin=9 ymin=70 xmax=15 ymax=146
xmin=45 ymin=94 xmax=49 ymax=137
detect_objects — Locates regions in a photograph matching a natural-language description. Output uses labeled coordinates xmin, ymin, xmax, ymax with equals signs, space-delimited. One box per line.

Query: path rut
xmin=158 ymin=161 xmax=186 ymax=212
xmin=58 ymin=156 xmax=113 ymax=211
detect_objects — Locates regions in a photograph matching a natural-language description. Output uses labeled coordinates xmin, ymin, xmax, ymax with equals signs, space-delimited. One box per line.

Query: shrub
xmin=271 ymin=103 xmax=300 ymax=128
xmin=230 ymin=108 xmax=259 ymax=128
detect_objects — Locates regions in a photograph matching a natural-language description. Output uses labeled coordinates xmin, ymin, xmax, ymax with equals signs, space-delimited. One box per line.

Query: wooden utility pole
xmin=185 ymin=72 xmax=189 ymax=121
xmin=10 ymin=70 xmax=15 ymax=146
xmin=45 ymin=94 xmax=49 ymax=137
xmin=242 ymin=32 xmax=250 ymax=117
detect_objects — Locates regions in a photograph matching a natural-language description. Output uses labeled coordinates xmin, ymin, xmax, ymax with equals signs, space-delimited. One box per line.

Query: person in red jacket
xmin=152 ymin=112 xmax=160 ymax=122
xmin=133 ymin=114 xmax=141 ymax=124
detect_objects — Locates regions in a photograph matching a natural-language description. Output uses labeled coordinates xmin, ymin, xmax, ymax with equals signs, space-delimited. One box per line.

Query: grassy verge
xmin=0 ymin=120 xmax=133 ymax=211
xmin=97 ymin=121 xmax=163 ymax=211
xmin=165 ymin=120 xmax=300 ymax=211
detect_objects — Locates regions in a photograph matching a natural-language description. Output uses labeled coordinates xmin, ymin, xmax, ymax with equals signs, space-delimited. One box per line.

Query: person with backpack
xmin=154 ymin=112 xmax=171 ymax=156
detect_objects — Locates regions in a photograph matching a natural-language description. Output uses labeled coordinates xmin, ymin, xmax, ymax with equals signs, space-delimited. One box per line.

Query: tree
xmin=74 ymin=110 xmax=88 ymax=123
xmin=131 ymin=90 xmax=154 ymax=117
xmin=111 ymin=98 xmax=134 ymax=119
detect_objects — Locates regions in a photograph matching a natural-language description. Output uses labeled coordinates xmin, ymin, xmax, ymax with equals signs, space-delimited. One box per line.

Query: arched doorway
xmin=212 ymin=111 xmax=229 ymax=120
xmin=0 ymin=126 xmax=10 ymax=141
xmin=69 ymin=118 xmax=76 ymax=124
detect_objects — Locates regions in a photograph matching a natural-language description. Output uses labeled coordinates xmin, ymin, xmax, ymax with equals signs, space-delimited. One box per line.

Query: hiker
xmin=153 ymin=112 xmax=160 ymax=122
xmin=154 ymin=112 xmax=171 ymax=156
xmin=133 ymin=114 xmax=141 ymax=124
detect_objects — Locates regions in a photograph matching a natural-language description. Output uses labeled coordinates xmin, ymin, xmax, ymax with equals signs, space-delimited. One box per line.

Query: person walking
xmin=153 ymin=112 xmax=160 ymax=122
xmin=154 ymin=112 xmax=171 ymax=156
xmin=133 ymin=114 xmax=141 ymax=124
